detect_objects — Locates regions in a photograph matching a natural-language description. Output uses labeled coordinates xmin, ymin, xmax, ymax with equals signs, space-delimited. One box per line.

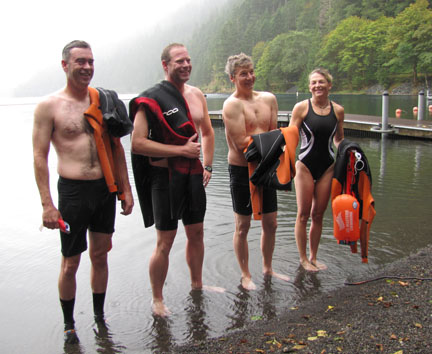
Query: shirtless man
xmin=32 ymin=40 xmax=134 ymax=343
xmin=131 ymin=43 xmax=220 ymax=317
xmin=222 ymin=53 xmax=290 ymax=290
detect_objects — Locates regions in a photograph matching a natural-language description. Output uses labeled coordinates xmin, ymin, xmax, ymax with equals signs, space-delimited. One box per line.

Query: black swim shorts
xmin=58 ymin=177 xmax=116 ymax=257
xmin=228 ymin=164 xmax=277 ymax=216
xmin=150 ymin=166 xmax=206 ymax=231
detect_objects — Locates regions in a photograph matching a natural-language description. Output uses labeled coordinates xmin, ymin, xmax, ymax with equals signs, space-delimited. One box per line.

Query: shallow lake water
xmin=0 ymin=98 xmax=431 ymax=353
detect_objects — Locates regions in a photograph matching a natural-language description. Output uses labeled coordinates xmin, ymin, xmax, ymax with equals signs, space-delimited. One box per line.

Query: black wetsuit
xmin=299 ymin=99 xmax=338 ymax=181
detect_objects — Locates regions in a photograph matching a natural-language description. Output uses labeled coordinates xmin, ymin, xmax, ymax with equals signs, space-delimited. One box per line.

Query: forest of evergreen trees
xmin=187 ymin=0 xmax=432 ymax=93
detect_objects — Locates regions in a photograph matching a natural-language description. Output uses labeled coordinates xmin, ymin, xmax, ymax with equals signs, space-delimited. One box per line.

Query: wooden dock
xmin=209 ymin=110 xmax=432 ymax=140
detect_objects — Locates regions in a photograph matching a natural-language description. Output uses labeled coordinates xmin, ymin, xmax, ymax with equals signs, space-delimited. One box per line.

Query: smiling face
xmin=308 ymin=72 xmax=332 ymax=99
xmin=62 ymin=47 xmax=94 ymax=88
xmin=231 ymin=63 xmax=255 ymax=91
xmin=163 ymin=45 xmax=191 ymax=85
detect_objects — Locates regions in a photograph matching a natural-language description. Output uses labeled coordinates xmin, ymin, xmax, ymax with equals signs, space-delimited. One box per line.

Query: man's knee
xmin=235 ymin=218 xmax=251 ymax=239
xmin=262 ymin=217 xmax=277 ymax=235
xmin=60 ymin=257 xmax=80 ymax=278
xmin=185 ymin=223 xmax=204 ymax=243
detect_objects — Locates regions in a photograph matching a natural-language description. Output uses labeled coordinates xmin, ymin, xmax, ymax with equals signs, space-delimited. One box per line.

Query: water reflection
xmin=379 ymin=134 xmax=388 ymax=180
xmin=292 ymin=268 xmax=322 ymax=302
xmin=184 ymin=290 xmax=210 ymax=342
xmin=150 ymin=316 xmax=174 ymax=353
xmin=227 ymin=287 xmax=252 ymax=331
xmin=92 ymin=321 xmax=126 ymax=354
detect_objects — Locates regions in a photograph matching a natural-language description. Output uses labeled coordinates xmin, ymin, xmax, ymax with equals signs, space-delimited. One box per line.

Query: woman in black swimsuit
xmin=289 ymin=68 xmax=345 ymax=272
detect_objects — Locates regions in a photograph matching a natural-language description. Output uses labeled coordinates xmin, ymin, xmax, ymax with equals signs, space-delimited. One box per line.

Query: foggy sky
xmin=1 ymin=0 xmax=197 ymax=97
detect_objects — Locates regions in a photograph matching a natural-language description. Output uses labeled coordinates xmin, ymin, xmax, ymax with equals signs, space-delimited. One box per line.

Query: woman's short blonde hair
xmin=309 ymin=68 xmax=333 ymax=84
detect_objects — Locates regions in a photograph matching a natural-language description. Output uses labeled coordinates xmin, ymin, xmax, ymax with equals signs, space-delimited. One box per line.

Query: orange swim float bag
xmin=332 ymin=194 xmax=360 ymax=244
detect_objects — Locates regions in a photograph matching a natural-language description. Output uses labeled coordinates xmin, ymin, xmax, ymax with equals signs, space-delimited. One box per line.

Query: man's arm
xmin=32 ymin=100 xmax=62 ymax=229
xmin=198 ymin=92 xmax=214 ymax=187
xmin=111 ymin=138 xmax=134 ymax=215
xmin=131 ymin=106 xmax=201 ymax=159
xmin=268 ymin=93 xmax=278 ymax=131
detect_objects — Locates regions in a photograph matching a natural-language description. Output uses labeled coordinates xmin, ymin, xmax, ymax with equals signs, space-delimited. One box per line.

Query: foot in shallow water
xmin=310 ymin=259 xmax=327 ymax=271
xmin=300 ymin=259 xmax=320 ymax=272
xmin=264 ymin=270 xmax=291 ymax=282
xmin=93 ymin=316 xmax=110 ymax=338
xmin=64 ymin=329 xmax=79 ymax=344
xmin=152 ymin=299 xmax=171 ymax=317
xmin=241 ymin=276 xmax=257 ymax=291
xmin=201 ymin=285 xmax=226 ymax=293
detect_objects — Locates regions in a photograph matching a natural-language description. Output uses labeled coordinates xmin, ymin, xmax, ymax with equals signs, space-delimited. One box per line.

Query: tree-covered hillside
xmin=187 ymin=0 xmax=432 ymax=93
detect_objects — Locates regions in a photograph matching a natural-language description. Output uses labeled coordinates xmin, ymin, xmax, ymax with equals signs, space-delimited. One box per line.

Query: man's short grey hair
xmin=62 ymin=40 xmax=91 ymax=62
xmin=225 ymin=53 xmax=253 ymax=77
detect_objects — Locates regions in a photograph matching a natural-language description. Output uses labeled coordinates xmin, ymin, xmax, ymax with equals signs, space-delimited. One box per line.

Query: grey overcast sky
xmin=0 ymin=0 xmax=190 ymax=97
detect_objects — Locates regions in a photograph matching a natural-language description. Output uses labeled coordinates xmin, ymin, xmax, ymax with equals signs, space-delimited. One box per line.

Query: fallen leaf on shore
xmin=336 ymin=331 xmax=345 ymax=335
xmin=376 ymin=343 xmax=384 ymax=351
xmin=292 ymin=344 xmax=306 ymax=350
xmin=325 ymin=305 xmax=335 ymax=312
xmin=317 ymin=330 xmax=328 ymax=337
xmin=414 ymin=323 xmax=423 ymax=328
xmin=251 ymin=315 xmax=263 ymax=321
xmin=337 ymin=347 xmax=343 ymax=352
xmin=290 ymin=306 xmax=298 ymax=310
xmin=391 ymin=351 xmax=403 ymax=354
xmin=377 ymin=296 xmax=384 ymax=302
xmin=307 ymin=336 xmax=318 ymax=341
xmin=265 ymin=337 xmax=282 ymax=348
xmin=398 ymin=281 xmax=409 ymax=287
xmin=334 ymin=337 xmax=344 ymax=342
xmin=255 ymin=349 xmax=265 ymax=353
xmin=264 ymin=332 xmax=276 ymax=336
xmin=390 ymin=334 xmax=398 ymax=340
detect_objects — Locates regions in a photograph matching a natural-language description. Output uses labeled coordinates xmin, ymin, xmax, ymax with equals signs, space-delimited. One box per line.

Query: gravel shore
xmin=175 ymin=246 xmax=432 ymax=354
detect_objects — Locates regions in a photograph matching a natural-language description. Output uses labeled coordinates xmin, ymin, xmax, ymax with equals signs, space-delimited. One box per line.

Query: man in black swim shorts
xmin=130 ymin=43 xmax=219 ymax=317
xmin=222 ymin=53 xmax=290 ymax=291
xmin=33 ymin=40 xmax=133 ymax=344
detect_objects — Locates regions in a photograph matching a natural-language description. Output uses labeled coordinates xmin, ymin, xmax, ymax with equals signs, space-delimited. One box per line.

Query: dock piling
xmin=417 ymin=90 xmax=425 ymax=121
xmin=382 ymin=91 xmax=389 ymax=130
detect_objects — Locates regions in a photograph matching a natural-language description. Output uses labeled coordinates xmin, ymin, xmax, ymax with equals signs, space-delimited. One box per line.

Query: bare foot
xmin=202 ymin=285 xmax=226 ymax=293
xmin=265 ymin=270 xmax=290 ymax=282
xmin=151 ymin=300 xmax=171 ymax=317
xmin=311 ymin=260 xmax=327 ymax=270
xmin=241 ymin=276 xmax=257 ymax=290
xmin=300 ymin=259 xmax=319 ymax=272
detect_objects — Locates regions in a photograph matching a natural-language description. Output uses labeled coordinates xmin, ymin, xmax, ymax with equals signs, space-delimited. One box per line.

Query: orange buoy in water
xmin=395 ymin=108 xmax=402 ymax=118
xmin=332 ymin=194 xmax=360 ymax=244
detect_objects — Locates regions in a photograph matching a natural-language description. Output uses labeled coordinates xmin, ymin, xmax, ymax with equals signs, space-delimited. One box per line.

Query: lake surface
xmin=0 ymin=97 xmax=431 ymax=353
